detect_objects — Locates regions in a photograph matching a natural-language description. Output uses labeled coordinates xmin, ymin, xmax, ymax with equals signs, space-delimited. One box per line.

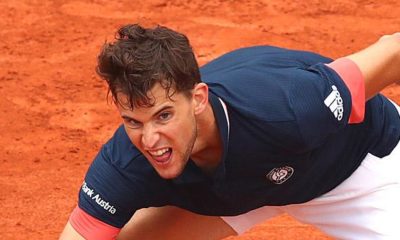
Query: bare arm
xmin=59 ymin=221 xmax=86 ymax=240
xmin=345 ymin=32 xmax=400 ymax=100
xmin=59 ymin=206 xmax=236 ymax=240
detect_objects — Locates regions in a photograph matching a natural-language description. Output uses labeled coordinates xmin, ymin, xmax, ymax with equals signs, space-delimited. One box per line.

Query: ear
xmin=192 ymin=83 xmax=209 ymax=115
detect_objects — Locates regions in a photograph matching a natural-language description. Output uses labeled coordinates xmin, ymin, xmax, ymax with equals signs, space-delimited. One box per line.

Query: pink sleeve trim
xmin=327 ymin=58 xmax=365 ymax=123
xmin=69 ymin=206 xmax=120 ymax=240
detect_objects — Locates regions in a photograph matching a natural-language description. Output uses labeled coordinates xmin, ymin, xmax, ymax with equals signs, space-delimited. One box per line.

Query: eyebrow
xmin=121 ymin=105 xmax=173 ymax=123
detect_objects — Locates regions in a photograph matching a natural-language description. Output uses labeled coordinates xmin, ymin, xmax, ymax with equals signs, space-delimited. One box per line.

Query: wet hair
xmin=96 ymin=24 xmax=201 ymax=109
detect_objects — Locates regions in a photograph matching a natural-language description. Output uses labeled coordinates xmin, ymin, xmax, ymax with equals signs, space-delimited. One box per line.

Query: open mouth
xmin=148 ymin=147 xmax=172 ymax=164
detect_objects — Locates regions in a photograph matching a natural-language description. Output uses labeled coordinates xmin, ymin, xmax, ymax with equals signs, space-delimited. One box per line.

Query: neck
xmin=190 ymin=102 xmax=223 ymax=174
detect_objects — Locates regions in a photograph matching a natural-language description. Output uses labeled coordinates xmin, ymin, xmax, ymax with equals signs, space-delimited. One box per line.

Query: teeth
xmin=149 ymin=148 xmax=169 ymax=157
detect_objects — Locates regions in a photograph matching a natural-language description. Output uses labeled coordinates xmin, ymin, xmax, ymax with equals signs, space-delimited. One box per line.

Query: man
xmin=60 ymin=24 xmax=400 ymax=240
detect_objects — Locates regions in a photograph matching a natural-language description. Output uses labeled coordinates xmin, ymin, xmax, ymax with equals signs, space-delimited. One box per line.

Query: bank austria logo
xmin=266 ymin=166 xmax=294 ymax=184
xmin=82 ymin=181 xmax=117 ymax=214
xmin=324 ymin=85 xmax=344 ymax=121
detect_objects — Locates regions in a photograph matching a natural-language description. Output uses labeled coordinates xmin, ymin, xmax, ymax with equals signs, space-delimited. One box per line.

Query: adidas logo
xmin=324 ymin=85 xmax=344 ymax=121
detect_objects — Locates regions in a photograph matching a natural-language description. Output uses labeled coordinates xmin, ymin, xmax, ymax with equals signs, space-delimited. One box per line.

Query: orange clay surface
xmin=1 ymin=1 xmax=399 ymax=239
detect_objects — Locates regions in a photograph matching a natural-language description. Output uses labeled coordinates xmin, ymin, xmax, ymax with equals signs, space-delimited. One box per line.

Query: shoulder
xmin=200 ymin=46 xmax=334 ymax=106
xmin=86 ymin=125 xmax=158 ymax=193
xmin=200 ymin=45 xmax=332 ymax=75
xmin=201 ymin=46 xmax=344 ymax=122
xmin=79 ymin=126 xmax=170 ymax=228
xmin=98 ymin=125 xmax=144 ymax=169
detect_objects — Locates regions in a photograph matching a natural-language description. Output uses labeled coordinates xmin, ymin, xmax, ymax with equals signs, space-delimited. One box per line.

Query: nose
xmin=141 ymin=124 xmax=160 ymax=149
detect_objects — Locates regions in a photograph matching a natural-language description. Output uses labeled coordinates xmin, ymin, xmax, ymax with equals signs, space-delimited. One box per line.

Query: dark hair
xmin=96 ymin=24 xmax=201 ymax=109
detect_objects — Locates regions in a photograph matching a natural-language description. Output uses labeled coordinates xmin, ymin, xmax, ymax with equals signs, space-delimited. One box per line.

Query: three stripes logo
xmin=324 ymin=85 xmax=344 ymax=121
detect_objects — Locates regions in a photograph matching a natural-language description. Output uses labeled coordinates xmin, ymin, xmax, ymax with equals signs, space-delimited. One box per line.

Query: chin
xmin=155 ymin=164 xmax=185 ymax=179
xmin=157 ymin=171 xmax=181 ymax=180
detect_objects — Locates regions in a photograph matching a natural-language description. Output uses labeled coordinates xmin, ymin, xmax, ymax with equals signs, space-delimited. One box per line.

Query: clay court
xmin=1 ymin=0 xmax=399 ymax=239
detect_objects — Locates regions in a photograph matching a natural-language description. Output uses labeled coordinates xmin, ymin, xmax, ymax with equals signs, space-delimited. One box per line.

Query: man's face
xmin=117 ymin=83 xmax=198 ymax=179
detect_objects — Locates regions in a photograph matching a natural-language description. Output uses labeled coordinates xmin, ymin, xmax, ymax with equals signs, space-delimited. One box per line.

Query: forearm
xmin=344 ymin=33 xmax=400 ymax=100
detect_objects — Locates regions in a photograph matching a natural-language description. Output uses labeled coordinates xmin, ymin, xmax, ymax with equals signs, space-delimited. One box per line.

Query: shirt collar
xmin=208 ymin=92 xmax=230 ymax=181
xmin=172 ymin=91 xmax=230 ymax=184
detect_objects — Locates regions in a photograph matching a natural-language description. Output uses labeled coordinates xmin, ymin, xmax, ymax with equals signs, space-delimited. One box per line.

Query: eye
xmin=124 ymin=118 xmax=142 ymax=129
xmin=158 ymin=112 xmax=172 ymax=121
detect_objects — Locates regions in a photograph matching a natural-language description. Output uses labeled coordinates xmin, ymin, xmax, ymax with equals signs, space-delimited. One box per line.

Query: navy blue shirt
xmin=78 ymin=46 xmax=400 ymax=228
